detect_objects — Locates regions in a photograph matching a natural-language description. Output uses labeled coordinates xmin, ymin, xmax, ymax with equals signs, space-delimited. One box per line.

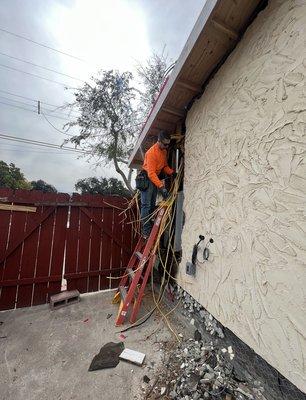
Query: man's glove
xmin=160 ymin=188 xmax=169 ymax=199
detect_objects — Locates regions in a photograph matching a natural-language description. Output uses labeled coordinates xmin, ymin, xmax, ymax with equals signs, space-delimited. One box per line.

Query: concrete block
xmin=119 ymin=348 xmax=146 ymax=366
xmin=50 ymin=290 xmax=80 ymax=310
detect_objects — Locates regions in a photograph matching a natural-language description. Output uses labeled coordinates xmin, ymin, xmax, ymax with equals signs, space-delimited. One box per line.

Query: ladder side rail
xmin=116 ymin=237 xmax=144 ymax=289
xmin=130 ymin=253 xmax=156 ymax=324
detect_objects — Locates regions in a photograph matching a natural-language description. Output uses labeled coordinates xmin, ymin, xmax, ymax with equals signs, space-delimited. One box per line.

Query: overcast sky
xmin=0 ymin=0 xmax=204 ymax=192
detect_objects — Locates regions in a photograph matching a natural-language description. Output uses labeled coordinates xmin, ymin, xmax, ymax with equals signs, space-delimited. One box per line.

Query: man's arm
xmin=163 ymin=165 xmax=174 ymax=175
xmin=146 ymin=154 xmax=164 ymax=188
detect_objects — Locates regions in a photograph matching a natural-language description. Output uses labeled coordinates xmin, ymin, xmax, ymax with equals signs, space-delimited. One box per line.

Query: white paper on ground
xmin=119 ymin=348 xmax=146 ymax=366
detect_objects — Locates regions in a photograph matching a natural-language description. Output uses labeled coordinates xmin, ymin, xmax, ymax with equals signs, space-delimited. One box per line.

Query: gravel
xmin=144 ymin=287 xmax=266 ymax=400
xmin=144 ymin=336 xmax=265 ymax=399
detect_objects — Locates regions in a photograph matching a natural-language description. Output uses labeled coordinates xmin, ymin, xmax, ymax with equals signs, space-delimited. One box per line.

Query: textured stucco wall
xmin=180 ymin=0 xmax=306 ymax=392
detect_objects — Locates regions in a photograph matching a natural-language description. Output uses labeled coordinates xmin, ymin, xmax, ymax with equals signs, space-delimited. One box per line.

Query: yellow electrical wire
xmin=150 ymin=272 xmax=181 ymax=342
xmin=111 ymin=163 xmax=184 ymax=337
xmin=145 ymin=164 xmax=183 ymax=341
xmin=103 ymin=200 xmax=127 ymax=210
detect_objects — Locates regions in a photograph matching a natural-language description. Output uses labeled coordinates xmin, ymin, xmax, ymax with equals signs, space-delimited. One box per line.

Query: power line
xmin=0 ymin=100 xmax=74 ymax=121
xmin=41 ymin=111 xmax=73 ymax=136
xmin=0 ymin=89 xmax=79 ymax=114
xmin=0 ymin=99 xmax=35 ymax=113
xmin=0 ymin=62 xmax=74 ymax=88
xmin=0 ymin=101 xmax=78 ymax=138
xmin=42 ymin=104 xmax=79 ymax=119
xmin=0 ymin=88 xmax=42 ymax=104
xmin=0 ymin=100 xmax=79 ymax=137
xmin=0 ymin=94 xmax=79 ymax=120
xmin=0 ymin=132 xmax=88 ymax=154
xmin=0 ymin=94 xmax=36 ymax=110
xmin=0 ymin=27 xmax=87 ymax=63
xmin=1 ymin=142 xmax=79 ymax=155
xmin=0 ymin=51 xmax=86 ymax=83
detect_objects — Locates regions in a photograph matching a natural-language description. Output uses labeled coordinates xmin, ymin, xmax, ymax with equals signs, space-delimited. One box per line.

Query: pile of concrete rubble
xmin=144 ymin=287 xmax=266 ymax=400
xmin=178 ymin=288 xmax=225 ymax=339
xmin=167 ymin=336 xmax=264 ymax=400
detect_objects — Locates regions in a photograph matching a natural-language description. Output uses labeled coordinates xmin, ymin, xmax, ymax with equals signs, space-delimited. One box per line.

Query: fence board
xmin=77 ymin=200 xmax=92 ymax=293
xmin=32 ymin=204 xmax=54 ymax=305
xmin=110 ymin=199 xmax=124 ymax=289
xmin=16 ymin=190 xmax=44 ymax=308
xmin=48 ymin=193 xmax=69 ymax=297
xmin=65 ymin=205 xmax=80 ymax=292
xmin=0 ymin=188 xmax=13 ymax=260
xmin=0 ymin=209 xmax=27 ymax=310
xmin=0 ymin=189 xmax=14 ymax=310
xmin=100 ymin=203 xmax=113 ymax=290
xmin=88 ymin=206 xmax=101 ymax=292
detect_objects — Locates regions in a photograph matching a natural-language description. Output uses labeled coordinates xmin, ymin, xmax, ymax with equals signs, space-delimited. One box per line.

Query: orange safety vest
xmin=142 ymin=142 xmax=173 ymax=188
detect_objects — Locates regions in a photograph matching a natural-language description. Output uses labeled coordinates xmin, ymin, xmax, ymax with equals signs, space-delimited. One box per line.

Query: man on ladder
xmin=113 ymin=131 xmax=175 ymax=326
xmin=140 ymin=131 xmax=174 ymax=238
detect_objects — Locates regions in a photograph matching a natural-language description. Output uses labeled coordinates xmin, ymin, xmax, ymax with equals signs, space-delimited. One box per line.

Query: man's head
xmin=157 ymin=131 xmax=171 ymax=150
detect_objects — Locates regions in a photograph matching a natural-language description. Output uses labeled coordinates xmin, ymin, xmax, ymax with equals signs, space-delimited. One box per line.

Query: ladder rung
xmin=127 ymin=268 xmax=135 ymax=280
xmin=135 ymin=251 xmax=143 ymax=260
xmin=119 ymin=286 xmax=127 ymax=301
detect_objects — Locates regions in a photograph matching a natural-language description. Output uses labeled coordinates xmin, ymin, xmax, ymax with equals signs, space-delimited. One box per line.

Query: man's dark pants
xmin=140 ymin=179 xmax=157 ymax=237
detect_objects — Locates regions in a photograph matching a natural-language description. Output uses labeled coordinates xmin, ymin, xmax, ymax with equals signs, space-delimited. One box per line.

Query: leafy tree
xmin=136 ymin=51 xmax=173 ymax=119
xmin=31 ymin=179 xmax=57 ymax=193
xmin=66 ymin=70 xmax=138 ymax=193
xmin=75 ymin=177 xmax=130 ymax=197
xmin=0 ymin=160 xmax=31 ymax=190
xmin=66 ymin=52 xmax=171 ymax=193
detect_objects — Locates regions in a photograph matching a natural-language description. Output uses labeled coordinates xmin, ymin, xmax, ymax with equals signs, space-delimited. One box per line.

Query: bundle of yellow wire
xmin=114 ymin=165 xmax=184 ymax=341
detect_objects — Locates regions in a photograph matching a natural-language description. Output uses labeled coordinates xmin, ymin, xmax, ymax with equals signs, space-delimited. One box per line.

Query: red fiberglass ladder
xmin=112 ymin=207 xmax=165 ymax=326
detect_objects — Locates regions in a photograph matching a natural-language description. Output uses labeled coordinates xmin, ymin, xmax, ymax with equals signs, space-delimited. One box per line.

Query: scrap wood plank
xmin=0 ymin=204 xmax=36 ymax=212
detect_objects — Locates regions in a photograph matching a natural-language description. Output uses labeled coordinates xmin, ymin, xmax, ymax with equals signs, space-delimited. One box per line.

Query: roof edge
xmin=128 ymin=0 xmax=218 ymax=168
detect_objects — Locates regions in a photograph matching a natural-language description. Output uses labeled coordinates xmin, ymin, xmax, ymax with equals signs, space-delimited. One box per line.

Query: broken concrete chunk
xmin=88 ymin=342 xmax=124 ymax=371
xmin=194 ymin=330 xmax=202 ymax=341
xmin=203 ymin=372 xmax=215 ymax=382
xmin=160 ymin=387 xmax=166 ymax=395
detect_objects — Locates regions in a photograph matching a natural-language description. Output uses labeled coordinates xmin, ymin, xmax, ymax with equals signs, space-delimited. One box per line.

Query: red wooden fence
xmin=0 ymin=189 xmax=137 ymax=311
xmin=64 ymin=194 xmax=134 ymax=293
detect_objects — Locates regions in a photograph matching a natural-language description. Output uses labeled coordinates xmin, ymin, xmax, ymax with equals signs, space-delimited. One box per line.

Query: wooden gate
xmin=64 ymin=193 xmax=134 ymax=293
xmin=0 ymin=189 xmax=136 ymax=311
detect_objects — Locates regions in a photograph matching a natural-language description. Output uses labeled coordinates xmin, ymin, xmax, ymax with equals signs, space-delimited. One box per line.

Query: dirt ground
xmin=0 ymin=290 xmax=183 ymax=400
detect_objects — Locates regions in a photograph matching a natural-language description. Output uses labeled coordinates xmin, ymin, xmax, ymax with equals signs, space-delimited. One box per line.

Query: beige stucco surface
xmin=180 ymin=0 xmax=306 ymax=392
